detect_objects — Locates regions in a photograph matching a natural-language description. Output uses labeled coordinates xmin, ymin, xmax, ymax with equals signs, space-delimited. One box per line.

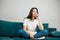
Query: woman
xmin=18 ymin=7 xmax=48 ymax=39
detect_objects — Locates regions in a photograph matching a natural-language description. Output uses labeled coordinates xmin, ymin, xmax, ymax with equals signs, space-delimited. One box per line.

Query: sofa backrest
xmin=0 ymin=20 xmax=48 ymax=37
xmin=0 ymin=20 xmax=23 ymax=37
xmin=36 ymin=23 xmax=48 ymax=32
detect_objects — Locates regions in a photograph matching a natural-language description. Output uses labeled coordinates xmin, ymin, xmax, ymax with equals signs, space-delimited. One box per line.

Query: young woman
xmin=18 ymin=7 xmax=48 ymax=39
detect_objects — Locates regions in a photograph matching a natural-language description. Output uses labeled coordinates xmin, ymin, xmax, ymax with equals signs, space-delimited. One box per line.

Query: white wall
xmin=0 ymin=0 xmax=60 ymax=31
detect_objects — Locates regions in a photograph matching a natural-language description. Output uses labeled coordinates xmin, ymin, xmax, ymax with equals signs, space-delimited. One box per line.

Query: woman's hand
xmin=30 ymin=34 xmax=34 ymax=38
xmin=36 ymin=14 xmax=44 ymax=30
xmin=36 ymin=14 xmax=40 ymax=20
xmin=25 ymin=31 xmax=34 ymax=38
xmin=29 ymin=31 xmax=34 ymax=38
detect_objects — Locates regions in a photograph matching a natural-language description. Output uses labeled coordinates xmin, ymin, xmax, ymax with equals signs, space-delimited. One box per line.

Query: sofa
xmin=0 ymin=20 xmax=60 ymax=40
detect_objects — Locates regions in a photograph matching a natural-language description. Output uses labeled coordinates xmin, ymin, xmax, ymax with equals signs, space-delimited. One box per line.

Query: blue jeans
xmin=18 ymin=29 xmax=48 ymax=38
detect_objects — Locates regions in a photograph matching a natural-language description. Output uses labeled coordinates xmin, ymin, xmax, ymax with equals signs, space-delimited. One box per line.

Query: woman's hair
xmin=26 ymin=7 xmax=39 ymax=19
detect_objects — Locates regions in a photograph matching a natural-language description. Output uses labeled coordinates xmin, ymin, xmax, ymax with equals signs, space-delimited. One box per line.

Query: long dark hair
xmin=26 ymin=7 xmax=39 ymax=20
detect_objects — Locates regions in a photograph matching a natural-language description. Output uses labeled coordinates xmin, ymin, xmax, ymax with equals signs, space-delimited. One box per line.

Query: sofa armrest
xmin=48 ymin=28 xmax=57 ymax=37
xmin=48 ymin=28 xmax=57 ymax=32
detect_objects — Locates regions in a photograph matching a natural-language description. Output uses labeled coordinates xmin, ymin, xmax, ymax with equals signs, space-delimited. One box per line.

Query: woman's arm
xmin=37 ymin=20 xmax=44 ymax=30
xmin=23 ymin=18 xmax=34 ymax=36
xmin=23 ymin=26 xmax=34 ymax=35
xmin=36 ymin=14 xmax=44 ymax=30
xmin=23 ymin=26 xmax=30 ymax=34
xmin=23 ymin=26 xmax=34 ymax=38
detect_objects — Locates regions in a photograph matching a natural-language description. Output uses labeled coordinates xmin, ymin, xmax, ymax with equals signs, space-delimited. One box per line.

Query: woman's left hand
xmin=36 ymin=14 xmax=40 ymax=20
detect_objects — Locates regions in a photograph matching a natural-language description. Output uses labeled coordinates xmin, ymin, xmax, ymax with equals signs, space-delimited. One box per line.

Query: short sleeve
xmin=23 ymin=18 xmax=27 ymax=26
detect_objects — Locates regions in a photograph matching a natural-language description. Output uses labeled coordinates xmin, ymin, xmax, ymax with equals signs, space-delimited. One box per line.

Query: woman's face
xmin=32 ymin=9 xmax=38 ymax=18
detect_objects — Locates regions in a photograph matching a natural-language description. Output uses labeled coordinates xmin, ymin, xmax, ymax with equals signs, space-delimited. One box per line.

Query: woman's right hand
xmin=30 ymin=34 xmax=34 ymax=38
xmin=25 ymin=31 xmax=34 ymax=38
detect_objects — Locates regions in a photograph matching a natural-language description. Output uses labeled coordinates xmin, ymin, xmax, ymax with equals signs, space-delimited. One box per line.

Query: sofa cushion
xmin=0 ymin=37 xmax=60 ymax=40
xmin=49 ymin=31 xmax=60 ymax=37
xmin=48 ymin=28 xmax=56 ymax=32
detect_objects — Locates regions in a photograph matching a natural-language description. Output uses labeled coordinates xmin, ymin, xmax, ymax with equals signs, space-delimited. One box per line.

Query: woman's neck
xmin=31 ymin=17 xmax=35 ymax=21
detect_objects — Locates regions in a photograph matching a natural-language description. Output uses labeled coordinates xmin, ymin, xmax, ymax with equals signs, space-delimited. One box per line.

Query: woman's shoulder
xmin=24 ymin=18 xmax=29 ymax=21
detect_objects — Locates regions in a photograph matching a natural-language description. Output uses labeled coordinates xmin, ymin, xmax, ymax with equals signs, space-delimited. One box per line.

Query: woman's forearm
xmin=23 ymin=26 xmax=34 ymax=35
xmin=25 ymin=30 xmax=34 ymax=35
xmin=38 ymin=20 xmax=44 ymax=30
xmin=25 ymin=30 xmax=31 ymax=34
